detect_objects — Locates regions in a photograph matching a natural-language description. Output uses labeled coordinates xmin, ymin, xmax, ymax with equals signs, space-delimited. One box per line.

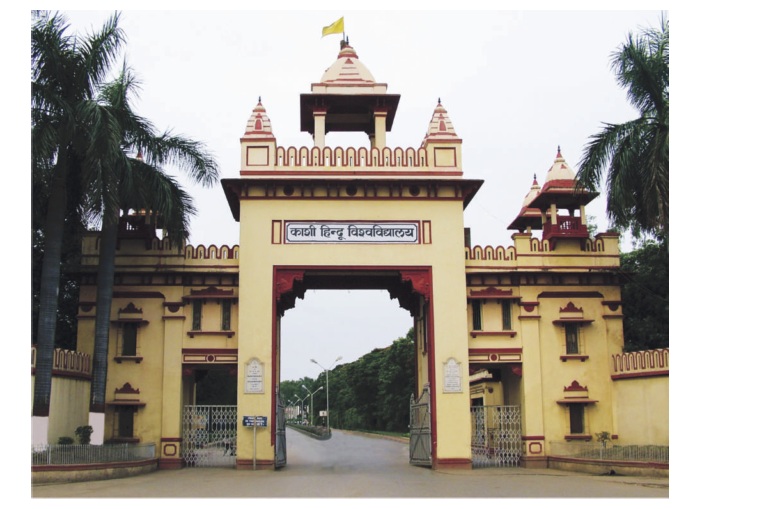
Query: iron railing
xmin=549 ymin=441 xmax=669 ymax=464
xmin=31 ymin=442 xmax=155 ymax=466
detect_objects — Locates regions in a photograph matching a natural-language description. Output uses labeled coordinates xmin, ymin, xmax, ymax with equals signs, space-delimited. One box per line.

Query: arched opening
xmin=272 ymin=267 xmax=436 ymax=467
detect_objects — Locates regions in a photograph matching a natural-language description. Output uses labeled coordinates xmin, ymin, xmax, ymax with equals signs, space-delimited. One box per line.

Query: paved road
xmin=32 ymin=428 xmax=668 ymax=498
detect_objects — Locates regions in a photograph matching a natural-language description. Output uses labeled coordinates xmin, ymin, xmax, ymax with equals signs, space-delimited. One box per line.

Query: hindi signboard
xmin=284 ymin=221 xmax=419 ymax=244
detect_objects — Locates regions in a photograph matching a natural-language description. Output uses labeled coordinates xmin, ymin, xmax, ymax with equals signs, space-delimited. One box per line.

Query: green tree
xmin=31 ymin=11 xmax=125 ymax=422
xmin=84 ymin=64 xmax=218 ymax=427
xmin=619 ymin=236 xmax=669 ymax=351
xmin=576 ymin=15 xmax=669 ymax=238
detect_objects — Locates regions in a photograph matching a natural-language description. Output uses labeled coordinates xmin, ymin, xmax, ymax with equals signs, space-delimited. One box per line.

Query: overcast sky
xmin=51 ymin=9 xmax=665 ymax=382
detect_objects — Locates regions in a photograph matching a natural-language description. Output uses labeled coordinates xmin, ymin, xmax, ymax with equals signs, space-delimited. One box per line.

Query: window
xmin=117 ymin=407 xmax=136 ymax=438
xmin=565 ymin=323 xmax=579 ymax=354
xmin=192 ymin=300 xmax=202 ymax=330
xmin=568 ymin=404 xmax=585 ymax=434
xmin=122 ymin=323 xmax=137 ymax=356
xmin=221 ymin=300 xmax=231 ymax=331
xmin=472 ymin=300 xmax=482 ymax=331
xmin=501 ymin=300 xmax=512 ymax=330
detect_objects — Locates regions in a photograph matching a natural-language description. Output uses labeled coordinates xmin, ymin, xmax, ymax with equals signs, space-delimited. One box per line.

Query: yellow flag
xmin=322 ymin=17 xmax=344 ymax=37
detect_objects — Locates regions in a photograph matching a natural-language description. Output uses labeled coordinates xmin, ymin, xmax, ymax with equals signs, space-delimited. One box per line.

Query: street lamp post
xmin=311 ymin=356 xmax=342 ymax=433
xmin=293 ymin=395 xmax=304 ymax=423
xmin=302 ymin=385 xmax=323 ymax=426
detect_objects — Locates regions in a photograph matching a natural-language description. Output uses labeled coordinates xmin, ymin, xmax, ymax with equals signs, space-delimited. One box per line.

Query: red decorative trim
xmin=114 ymin=356 xmax=143 ymax=364
xmin=162 ymin=443 xmax=178 ymax=457
xmin=106 ymin=400 xmax=146 ymax=406
xmin=111 ymin=318 xmax=148 ymax=324
xmin=611 ymin=370 xmax=669 ymax=380
xmin=274 ymin=269 xmax=306 ymax=302
xmin=158 ymin=457 xmax=183 ymax=470
xmin=469 ymin=348 xmax=523 ymax=354
xmin=538 ymin=291 xmax=604 ymax=299
xmin=79 ymin=302 xmax=95 ymax=312
xmin=553 ymin=318 xmax=594 ymax=325
xmin=564 ymin=435 xmax=593 ymax=441
xmin=235 ymin=459 xmax=275 ymax=470
xmin=470 ymin=331 xmax=517 ymax=338
xmin=115 ymin=382 xmax=140 ymax=394
xmin=160 ymin=437 xmax=182 ymax=442
xmin=522 ymin=435 xmax=545 ymax=440
xmin=184 ymin=286 xmax=235 ymax=299
xmin=602 ymin=300 xmax=622 ymax=311
xmin=564 ymin=380 xmax=587 ymax=392
xmin=559 ymin=302 xmax=582 ymax=313
xmin=469 ymin=287 xmax=514 ymax=299
xmin=187 ymin=330 xmax=235 ymax=338
xmin=560 ymin=355 xmax=589 ymax=362
xmin=182 ymin=348 xmax=238 ymax=354
xmin=434 ymin=458 xmax=472 ymax=468
xmin=119 ymin=302 xmax=142 ymax=314
xmin=113 ymin=291 xmax=165 ymax=299
xmin=528 ymin=442 xmax=543 ymax=454
xmin=399 ymin=270 xmax=431 ymax=301
xmin=239 ymin=170 xmax=465 ymax=178
xmin=163 ymin=302 xmax=184 ymax=312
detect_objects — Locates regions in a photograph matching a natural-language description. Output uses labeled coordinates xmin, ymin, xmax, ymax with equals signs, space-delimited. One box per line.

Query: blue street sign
xmin=243 ymin=416 xmax=268 ymax=427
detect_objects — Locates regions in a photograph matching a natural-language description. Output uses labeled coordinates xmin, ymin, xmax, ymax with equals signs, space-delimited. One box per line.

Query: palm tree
xmin=575 ymin=15 xmax=669 ymax=237
xmin=31 ymin=12 xmax=125 ymax=435
xmin=84 ymin=66 xmax=218 ymax=437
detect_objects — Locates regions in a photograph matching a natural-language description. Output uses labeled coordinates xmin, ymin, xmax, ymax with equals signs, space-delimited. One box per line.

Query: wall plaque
xmin=443 ymin=358 xmax=462 ymax=393
xmin=284 ymin=221 xmax=419 ymax=244
xmin=244 ymin=358 xmax=265 ymax=394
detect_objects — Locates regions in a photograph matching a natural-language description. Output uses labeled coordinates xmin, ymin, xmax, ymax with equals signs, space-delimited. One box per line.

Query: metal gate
xmin=275 ymin=386 xmax=287 ymax=468
xmin=471 ymin=405 xmax=521 ymax=468
xmin=182 ymin=405 xmax=237 ymax=467
xmin=409 ymin=383 xmax=432 ymax=466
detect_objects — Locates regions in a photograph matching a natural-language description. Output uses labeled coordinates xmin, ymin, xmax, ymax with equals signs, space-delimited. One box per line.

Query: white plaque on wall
xmin=443 ymin=358 xmax=462 ymax=393
xmin=245 ymin=358 xmax=265 ymax=394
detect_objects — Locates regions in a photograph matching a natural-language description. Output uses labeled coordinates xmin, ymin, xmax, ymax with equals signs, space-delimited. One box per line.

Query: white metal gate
xmin=182 ymin=405 xmax=237 ymax=467
xmin=409 ymin=384 xmax=432 ymax=466
xmin=471 ymin=405 xmax=521 ymax=468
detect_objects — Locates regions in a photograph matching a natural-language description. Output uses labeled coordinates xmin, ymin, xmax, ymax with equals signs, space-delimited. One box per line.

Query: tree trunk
xmin=33 ymin=160 xmax=67 ymax=421
xmin=90 ymin=209 xmax=119 ymax=422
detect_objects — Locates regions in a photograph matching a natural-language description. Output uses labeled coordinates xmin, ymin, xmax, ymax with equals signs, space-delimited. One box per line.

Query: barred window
xmin=472 ymin=300 xmax=482 ymax=331
xmin=122 ymin=323 xmax=137 ymax=356
xmin=221 ymin=300 xmax=231 ymax=331
xmin=565 ymin=323 xmax=579 ymax=354
xmin=192 ymin=300 xmax=202 ymax=330
xmin=568 ymin=404 xmax=584 ymax=434
xmin=117 ymin=407 xmax=136 ymax=438
xmin=501 ymin=300 xmax=512 ymax=330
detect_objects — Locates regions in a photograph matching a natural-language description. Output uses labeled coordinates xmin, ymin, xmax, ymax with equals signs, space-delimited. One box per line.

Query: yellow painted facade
xmin=67 ymin=41 xmax=668 ymax=470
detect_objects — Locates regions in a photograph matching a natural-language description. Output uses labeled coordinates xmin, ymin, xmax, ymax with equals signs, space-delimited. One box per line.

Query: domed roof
xmin=242 ymin=98 xmax=275 ymax=140
xmin=319 ymin=44 xmax=377 ymax=85
xmin=507 ymin=175 xmax=544 ymax=231
xmin=544 ymin=147 xmax=577 ymax=183
xmin=311 ymin=43 xmax=388 ymax=95
xmin=421 ymin=99 xmax=461 ymax=145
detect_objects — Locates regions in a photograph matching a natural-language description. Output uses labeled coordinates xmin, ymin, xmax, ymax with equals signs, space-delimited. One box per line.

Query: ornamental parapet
xmin=465 ymin=232 xmax=620 ymax=270
xmin=276 ymin=145 xmax=428 ymax=168
xmin=31 ymin=346 xmax=92 ymax=379
xmin=610 ymin=349 xmax=669 ymax=380
xmin=240 ymin=144 xmax=464 ymax=175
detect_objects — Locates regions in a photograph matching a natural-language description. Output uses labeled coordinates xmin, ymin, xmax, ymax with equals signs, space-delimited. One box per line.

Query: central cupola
xmin=300 ymin=41 xmax=401 ymax=149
